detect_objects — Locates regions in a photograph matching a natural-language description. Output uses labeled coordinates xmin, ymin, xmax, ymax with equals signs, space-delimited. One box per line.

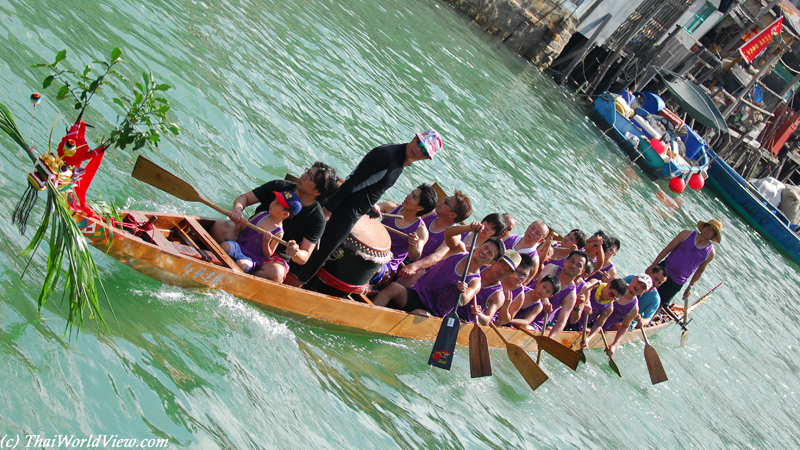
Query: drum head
xmin=350 ymin=215 xmax=391 ymax=252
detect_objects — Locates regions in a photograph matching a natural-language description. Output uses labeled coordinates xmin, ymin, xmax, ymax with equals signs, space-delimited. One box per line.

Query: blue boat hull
xmin=706 ymin=149 xmax=800 ymax=266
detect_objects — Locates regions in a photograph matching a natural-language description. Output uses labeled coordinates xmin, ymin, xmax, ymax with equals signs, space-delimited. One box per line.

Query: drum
xmin=308 ymin=215 xmax=393 ymax=297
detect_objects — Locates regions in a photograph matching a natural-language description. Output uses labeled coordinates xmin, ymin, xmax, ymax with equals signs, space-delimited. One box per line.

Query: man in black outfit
xmin=228 ymin=161 xmax=339 ymax=283
xmin=292 ymin=129 xmax=444 ymax=286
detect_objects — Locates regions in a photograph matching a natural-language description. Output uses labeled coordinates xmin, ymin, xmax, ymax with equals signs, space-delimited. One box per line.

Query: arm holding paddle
xmin=682 ymin=248 xmax=716 ymax=300
xmin=444 ymin=222 xmax=482 ymax=255
xmin=407 ymin=225 xmax=428 ymax=262
xmin=584 ymin=304 xmax=614 ymax=347
xmin=606 ymin=304 xmax=639 ymax=355
xmin=548 ymin=291 xmax=576 ymax=340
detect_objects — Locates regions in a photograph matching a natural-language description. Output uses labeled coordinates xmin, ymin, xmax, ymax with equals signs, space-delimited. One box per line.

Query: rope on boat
xmin=315 ymin=267 xmax=368 ymax=294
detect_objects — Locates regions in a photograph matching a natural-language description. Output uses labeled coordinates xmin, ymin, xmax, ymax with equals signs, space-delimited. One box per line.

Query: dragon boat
xmin=72 ymin=200 xmax=696 ymax=351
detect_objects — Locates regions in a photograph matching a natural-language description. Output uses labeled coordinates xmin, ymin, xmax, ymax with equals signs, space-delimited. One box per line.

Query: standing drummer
xmin=291 ymin=130 xmax=444 ymax=287
xmin=227 ymin=162 xmax=339 ymax=284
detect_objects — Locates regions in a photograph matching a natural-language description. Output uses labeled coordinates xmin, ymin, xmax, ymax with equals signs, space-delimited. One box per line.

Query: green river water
xmin=1 ymin=0 xmax=799 ymax=448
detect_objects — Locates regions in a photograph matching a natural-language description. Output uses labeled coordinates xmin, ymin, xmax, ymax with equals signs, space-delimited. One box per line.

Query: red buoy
xmin=688 ymin=173 xmax=705 ymax=190
xmin=650 ymin=139 xmax=667 ymax=155
xmin=669 ymin=176 xmax=686 ymax=193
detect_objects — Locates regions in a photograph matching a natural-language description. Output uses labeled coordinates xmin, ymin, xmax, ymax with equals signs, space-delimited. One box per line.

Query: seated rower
xmin=495 ymin=253 xmax=536 ymax=323
xmin=397 ymin=191 xmax=472 ymax=287
xmin=373 ymin=184 xmax=437 ymax=282
xmin=210 ymin=219 xmax=253 ymax=272
xmin=373 ymin=223 xmax=504 ymax=317
xmin=503 ymin=220 xmax=550 ymax=281
xmin=461 ymin=213 xmax=507 ymax=248
xmin=235 ymin=191 xmax=302 ymax=282
xmin=586 ymin=231 xmax=619 ymax=281
xmin=573 ymin=278 xmax=628 ymax=347
xmin=500 ymin=274 xmax=560 ymax=329
xmin=631 ymin=264 xmax=668 ymax=328
xmin=458 ymin=251 xmax=522 ymax=325
xmin=550 ymin=228 xmax=587 ymax=261
xmin=601 ymin=274 xmax=652 ymax=355
xmin=498 ymin=213 xmax=516 ymax=240
xmin=528 ymin=250 xmax=588 ymax=339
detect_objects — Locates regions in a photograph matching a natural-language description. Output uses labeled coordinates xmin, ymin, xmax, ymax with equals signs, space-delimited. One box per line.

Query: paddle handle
xmin=640 ymin=325 xmax=650 ymax=345
xmin=203 ymin=199 xmax=288 ymax=246
xmin=599 ymin=330 xmax=611 ymax=351
xmin=382 ymin=224 xmax=409 ymax=238
xmin=488 ymin=322 xmax=510 ymax=345
xmin=381 ymin=213 xmax=403 ymax=219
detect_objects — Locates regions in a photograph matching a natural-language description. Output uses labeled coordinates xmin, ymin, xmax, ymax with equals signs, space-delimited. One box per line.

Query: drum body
xmin=308 ymin=215 xmax=392 ymax=297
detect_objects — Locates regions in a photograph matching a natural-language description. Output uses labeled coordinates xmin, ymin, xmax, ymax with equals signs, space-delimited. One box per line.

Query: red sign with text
xmin=739 ymin=17 xmax=783 ymax=63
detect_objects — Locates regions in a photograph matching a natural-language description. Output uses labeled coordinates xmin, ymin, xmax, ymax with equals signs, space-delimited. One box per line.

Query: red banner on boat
xmin=739 ymin=17 xmax=783 ymax=63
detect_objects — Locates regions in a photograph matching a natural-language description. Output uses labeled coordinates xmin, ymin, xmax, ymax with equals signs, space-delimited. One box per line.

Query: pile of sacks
xmin=752 ymin=177 xmax=800 ymax=226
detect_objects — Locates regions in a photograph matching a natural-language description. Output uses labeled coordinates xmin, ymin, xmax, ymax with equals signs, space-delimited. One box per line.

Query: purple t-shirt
xmin=457 ymin=282 xmax=502 ymax=323
xmin=420 ymin=213 xmax=447 ymax=259
xmin=664 ymin=231 xmax=713 ymax=285
xmin=414 ymin=253 xmax=480 ymax=318
xmin=383 ymin=205 xmax=423 ymax=272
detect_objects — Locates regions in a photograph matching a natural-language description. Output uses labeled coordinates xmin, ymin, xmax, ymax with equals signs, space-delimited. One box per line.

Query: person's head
xmin=697 ymin=219 xmax=723 ymax=243
xmin=210 ymin=220 xmax=238 ymax=243
xmin=489 ymin=250 xmax=521 ymax=282
xmin=604 ymin=278 xmax=629 ymax=301
xmin=627 ymin=274 xmax=652 ymax=297
xmin=581 ymin=260 xmax=595 ymax=278
xmin=524 ymin=220 xmax=549 ymax=243
xmin=297 ymin=161 xmax=338 ymax=200
xmin=604 ymin=236 xmax=620 ymax=256
xmin=563 ymin=250 xmax=588 ymax=278
xmin=534 ymin=274 xmax=561 ymax=299
xmin=407 ymin=129 xmax=443 ymax=162
xmin=502 ymin=253 xmax=535 ymax=290
xmin=436 ymin=190 xmax=472 ymax=223
xmin=563 ymin=229 xmax=587 ymax=249
xmin=403 ymin=184 xmax=437 ymax=217
xmin=646 ymin=264 xmax=668 ymax=288
xmin=475 ymin=236 xmax=505 ymax=264
xmin=499 ymin=213 xmax=516 ymax=239
xmin=271 ymin=191 xmax=302 ymax=220
xmin=480 ymin=213 xmax=507 ymax=240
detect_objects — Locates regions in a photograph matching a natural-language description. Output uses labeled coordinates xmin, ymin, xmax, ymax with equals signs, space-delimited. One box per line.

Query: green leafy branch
xmin=32 ymin=47 xmax=179 ymax=152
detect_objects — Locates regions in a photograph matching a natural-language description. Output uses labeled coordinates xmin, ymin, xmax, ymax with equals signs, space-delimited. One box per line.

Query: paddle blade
xmin=680 ymin=328 xmax=688 ymax=347
xmin=644 ymin=344 xmax=668 ymax=385
xmin=428 ymin=310 xmax=461 ymax=370
xmin=578 ymin=348 xmax=587 ymax=364
xmin=469 ymin=324 xmax=492 ymax=378
xmin=506 ymin=343 xmax=548 ymax=391
xmin=533 ymin=336 xmax=581 ymax=371
xmin=132 ymin=156 xmax=202 ymax=203
xmin=608 ymin=355 xmax=622 ymax=377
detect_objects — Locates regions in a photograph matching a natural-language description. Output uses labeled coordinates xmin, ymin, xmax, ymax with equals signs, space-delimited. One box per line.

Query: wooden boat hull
xmin=705 ymin=150 xmax=800 ymax=266
xmin=75 ymin=209 xmax=684 ymax=351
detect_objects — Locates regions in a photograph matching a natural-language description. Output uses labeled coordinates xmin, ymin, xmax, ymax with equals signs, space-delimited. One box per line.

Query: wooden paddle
xmin=577 ymin=313 xmax=589 ymax=364
xmin=468 ymin=295 xmax=492 ymax=378
xmin=640 ymin=326 xmax=668 ymax=385
xmin=132 ymin=156 xmax=287 ymax=246
xmin=428 ymin=232 xmax=478 ymax=370
xmin=681 ymin=293 xmax=690 ymax=347
xmin=515 ymin=325 xmax=581 ymax=371
xmin=488 ymin=322 xmax=548 ymax=391
xmin=599 ymin=330 xmax=622 ymax=377
xmin=381 ymin=213 xmax=403 ymax=219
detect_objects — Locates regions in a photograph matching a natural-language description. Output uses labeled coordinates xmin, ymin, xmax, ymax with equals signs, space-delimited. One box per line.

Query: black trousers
xmin=292 ymin=204 xmax=363 ymax=284
xmin=657 ymin=276 xmax=684 ymax=307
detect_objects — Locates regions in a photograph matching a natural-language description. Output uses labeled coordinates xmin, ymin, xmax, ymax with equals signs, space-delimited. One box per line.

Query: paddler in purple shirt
xmin=500 ymin=274 xmax=561 ymax=329
xmin=372 ymin=184 xmax=438 ymax=283
xmin=529 ymin=250 xmax=588 ymax=339
xmin=495 ymin=254 xmax=536 ymax=324
xmin=458 ymin=250 xmax=522 ymax=324
xmin=575 ymin=278 xmax=629 ymax=348
xmin=396 ymin=191 xmax=472 ymax=287
xmin=498 ymin=213 xmax=516 ymax=240
xmin=373 ymin=222 xmax=504 ymax=317
xmin=600 ymin=274 xmax=651 ymax=356
xmin=648 ymin=219 xmax=720 ymax=307
xmin=503 ymin=219 xmax=550 ymax=281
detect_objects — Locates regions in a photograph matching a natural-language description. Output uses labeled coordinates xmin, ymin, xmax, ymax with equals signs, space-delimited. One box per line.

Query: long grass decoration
xmin=18 ymin=182 xmax=116 ymax=336
xmin=0 ymin=100 xmax=31 ymax=155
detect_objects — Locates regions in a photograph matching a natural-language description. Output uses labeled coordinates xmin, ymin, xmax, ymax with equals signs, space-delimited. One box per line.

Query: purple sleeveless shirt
xmin=237 ymin=211 xmax=283 ymax=270
xmin=503 ymin=235 xmax=538 ymax=257
xmin=602 ymin=296 xmax=639 ymax=331
xmin=664 ymin=231 xmax=713 ymax=285
xmin=579 ymin=285 xmax=614 ymax=327
xmin=513 ymin=286 xmax=543 ymax=325
xmin=457 ymin=282 xmax=502 ymax=322
xmin=532 ymin=268 xmax=576 ymax=328
xmin=383 ymin=205 xmax=423 ymax=271
xmin=420 ymin=213 xmax=447 ymax=259
xmin=587 ymin=262 xmax=614 ymax=281
xmin=414 ymin=253 xmax=480 ymax=318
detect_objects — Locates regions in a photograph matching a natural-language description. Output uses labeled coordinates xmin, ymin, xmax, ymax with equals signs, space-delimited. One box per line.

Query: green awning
xmin=658 ymin=73 xmax=729 ymax=134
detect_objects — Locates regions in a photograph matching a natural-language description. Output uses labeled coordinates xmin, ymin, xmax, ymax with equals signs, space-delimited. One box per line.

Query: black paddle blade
xmin=429 ymin=310 xmax=461 ymax=370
